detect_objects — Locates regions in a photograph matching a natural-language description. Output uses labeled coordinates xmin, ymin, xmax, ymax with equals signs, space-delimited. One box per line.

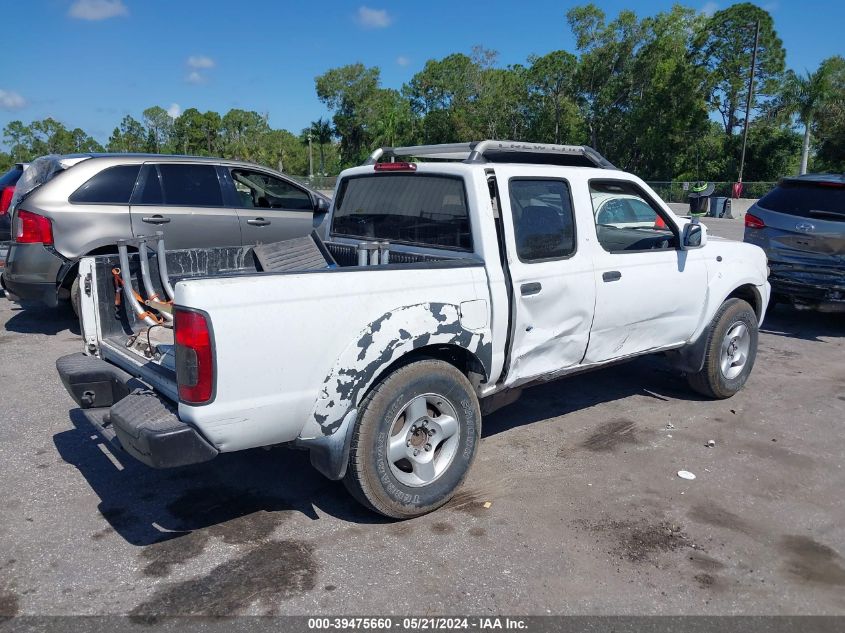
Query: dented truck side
xmin=58 ymin=142 xmax=770 ymax=518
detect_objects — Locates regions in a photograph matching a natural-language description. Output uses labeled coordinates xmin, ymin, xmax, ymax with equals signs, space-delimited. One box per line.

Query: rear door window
xmin=758 ymin=182 xmax=845 ymax=221
xmin=70 ymin=165 xmax=141 ymax=204
xmin=230 ymin=169 xmax=312 ymax=210
xmin=509 ymin=179 xmax=576 ymax=261
xmin=332 ymin=174 xmax=471 ymax=251
xmin=155 ymin=164 xmax=223 ymax=207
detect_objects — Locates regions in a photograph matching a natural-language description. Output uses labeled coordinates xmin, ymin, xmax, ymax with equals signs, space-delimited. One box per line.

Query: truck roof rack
xmin=364 ymin=140 xmax=616 ymax=169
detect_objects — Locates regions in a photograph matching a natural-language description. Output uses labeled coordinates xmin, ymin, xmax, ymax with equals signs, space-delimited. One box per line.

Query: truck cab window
xmin=332 ymin=174 xmax=472 ymax=251
xmin=590 ymin=180 xmax=677 ymax=252
xmin=509 ymin=179 xmax=575 ymax=262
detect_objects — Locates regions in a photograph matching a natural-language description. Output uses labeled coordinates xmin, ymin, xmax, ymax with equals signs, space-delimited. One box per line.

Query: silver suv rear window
xmin=70 ymin=165 xmax=141 ymax=204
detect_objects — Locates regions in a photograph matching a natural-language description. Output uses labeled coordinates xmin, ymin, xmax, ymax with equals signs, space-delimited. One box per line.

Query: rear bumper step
xmin=56 ymin=353 xmax=218 ymax=469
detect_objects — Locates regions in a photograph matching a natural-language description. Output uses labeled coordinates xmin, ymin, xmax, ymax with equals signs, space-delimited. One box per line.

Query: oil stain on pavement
xmin=130 ymin=540 xmax=317 ymax=619
xmin=581 ymin=419 xmax=638 ymax=452
xmin=780 ymin=535 xmax=845 ymax=586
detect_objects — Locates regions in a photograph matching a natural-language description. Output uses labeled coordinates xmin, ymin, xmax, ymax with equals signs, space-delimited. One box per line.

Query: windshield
xmin=332 ymin=173 xmax=472 ymax=251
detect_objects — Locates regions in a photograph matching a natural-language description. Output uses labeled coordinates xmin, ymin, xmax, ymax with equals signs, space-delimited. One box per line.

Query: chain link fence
xmin=288 ymin=174 xmax=338 ymax=193
xmin=646 ymin=181 xmax=776 ymax=203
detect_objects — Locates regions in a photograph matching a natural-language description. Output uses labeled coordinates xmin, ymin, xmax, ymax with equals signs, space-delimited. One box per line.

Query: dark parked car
xmin=1 ymin=162 xmax=27 ymax=241
xmin=0 ymin=163 xmax=27 ymax=277
xmin=744 ymin=174 xmax=844 ymax=312
xmin=1 ymin=154 xmax=330 ymax=313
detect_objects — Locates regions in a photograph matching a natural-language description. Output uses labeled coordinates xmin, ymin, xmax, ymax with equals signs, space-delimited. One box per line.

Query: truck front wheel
xmin=687 ymin=298 xmax=758 ymax=399
xmin=343 ymin=359 xmax=481 ymax=519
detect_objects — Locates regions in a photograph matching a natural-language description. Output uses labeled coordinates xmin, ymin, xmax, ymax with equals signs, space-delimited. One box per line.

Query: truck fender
xmin=666 ymin=283 xmax=763 ymax=374
xmin=297 ymin=302 xmax=492 ymax=480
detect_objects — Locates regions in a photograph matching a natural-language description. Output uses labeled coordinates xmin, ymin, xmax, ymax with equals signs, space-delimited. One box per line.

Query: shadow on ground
xmin=3 ymin=303 xmax=79 ymax=336
xmin=761 ymin=304 xmax=844 ymax=343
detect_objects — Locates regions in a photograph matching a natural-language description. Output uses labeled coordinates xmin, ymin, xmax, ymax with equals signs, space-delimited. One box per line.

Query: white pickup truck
xmin=57 ymin=141 xmax=770 ymax=518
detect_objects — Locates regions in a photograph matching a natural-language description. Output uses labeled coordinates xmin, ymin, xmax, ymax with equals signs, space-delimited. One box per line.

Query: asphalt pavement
xmin=0 ymin=218 xmax=843 ymax=617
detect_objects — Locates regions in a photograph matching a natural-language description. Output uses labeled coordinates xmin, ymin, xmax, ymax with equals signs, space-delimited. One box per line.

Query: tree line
xmin=2 ymin=2 xmax=843 ymax=182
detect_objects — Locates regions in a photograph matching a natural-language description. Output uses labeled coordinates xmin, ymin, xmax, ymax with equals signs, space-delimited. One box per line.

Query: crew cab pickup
xmin=56 ymin=141 xmax=770 ymax=518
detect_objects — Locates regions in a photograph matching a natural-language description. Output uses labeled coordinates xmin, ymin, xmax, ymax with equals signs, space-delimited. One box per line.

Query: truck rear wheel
xmin=687 ymin=298 xmax=758 ymax=399
xmin=343 ymin=359 xmax=481 ymax=519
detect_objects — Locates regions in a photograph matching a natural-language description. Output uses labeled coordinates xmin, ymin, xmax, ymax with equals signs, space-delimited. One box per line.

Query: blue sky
xmin=1 ymin=0 xmax=842 ymax=147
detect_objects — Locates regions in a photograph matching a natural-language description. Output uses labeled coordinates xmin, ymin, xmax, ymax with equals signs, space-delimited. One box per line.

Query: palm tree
xmin=310 ymin=118 xmax=333 ymax=175
xmin=772 ymin=58 xmax=841 ymax=174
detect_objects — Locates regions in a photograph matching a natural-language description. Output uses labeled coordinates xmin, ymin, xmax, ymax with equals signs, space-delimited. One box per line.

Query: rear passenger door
xmin=498 ymin=172 xmax=597 ymax=387
xmin=129 ymin=163 xmax=242 ymax=249
xmin=221 ymin=167 xmax=314 ymax=245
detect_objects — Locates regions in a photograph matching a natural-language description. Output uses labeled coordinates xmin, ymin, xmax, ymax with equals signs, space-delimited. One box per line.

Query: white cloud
xmin=0 ymin=89 xmax=26 ymax=110
xmin=166 ymin=103 xmax=181 ymax=118
xmin=396 ymin=55 xmax=410 ymax=67
xmin=185 ymin=56 xmax=214 ymax=84
xmin=762 ymin=1 xmax=779 ymax=12
xmin=186 ymin=71 xmax=205 ymax=85
xmin=68 ymin=0 xmax=128 ymax=21
xmin=187 ymin=55 xmax=215 ymax=70
xmin=701 ymin=2 xmax=718 ymax=16
xmin=356 ymin=6 xmax=391 ymax=28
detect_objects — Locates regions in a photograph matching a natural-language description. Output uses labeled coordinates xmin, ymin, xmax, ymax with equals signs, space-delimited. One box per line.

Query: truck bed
xmin=83 ymin=238 xmax=474 ymax=401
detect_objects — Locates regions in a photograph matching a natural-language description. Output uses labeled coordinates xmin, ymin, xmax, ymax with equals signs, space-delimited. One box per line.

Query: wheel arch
xmin=298 ymin=303 xmax=492 ymax=481
xmin=725 ymin=283 xmax=762 ymax=321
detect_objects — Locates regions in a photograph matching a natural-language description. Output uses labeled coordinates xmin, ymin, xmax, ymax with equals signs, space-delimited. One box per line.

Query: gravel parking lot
xmin=1 ymin=218 xmax=843 ymax=617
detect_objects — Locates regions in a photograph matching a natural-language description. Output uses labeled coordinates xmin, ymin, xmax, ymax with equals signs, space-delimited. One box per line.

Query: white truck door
xmin=497 ymin=171 xmax=596 ymax=387
xmin=583 ymin=178 xmax=708 ymax=363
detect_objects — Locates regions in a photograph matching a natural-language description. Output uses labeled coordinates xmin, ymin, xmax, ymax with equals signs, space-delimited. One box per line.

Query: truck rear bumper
xmin=56 ymin=353 xmax=218 ymax=469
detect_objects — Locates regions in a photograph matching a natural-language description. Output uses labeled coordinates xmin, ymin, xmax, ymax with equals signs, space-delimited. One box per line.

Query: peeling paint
xmin=312 ymin=302 xmax=491 ymax=436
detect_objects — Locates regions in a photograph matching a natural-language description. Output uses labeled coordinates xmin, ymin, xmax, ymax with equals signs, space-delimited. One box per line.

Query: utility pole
xmin=308 ymin=132 xmax=314 ymax=179
xmin=737 ymin=20 xmax=760 ymax=194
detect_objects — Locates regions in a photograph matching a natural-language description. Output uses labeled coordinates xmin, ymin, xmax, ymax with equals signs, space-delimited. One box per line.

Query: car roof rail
xmin=364 ymin=140 xmax=616 ymax=169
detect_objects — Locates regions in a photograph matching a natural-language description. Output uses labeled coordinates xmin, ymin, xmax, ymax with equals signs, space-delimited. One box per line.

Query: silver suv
xmin=744 ymin=174 xmax=844 ymax=312
xmin=1 ymin=154 xmax=330 ymax=312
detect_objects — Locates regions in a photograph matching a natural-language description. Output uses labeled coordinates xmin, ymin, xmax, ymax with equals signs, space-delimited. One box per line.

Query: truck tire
xmin=70 ymin=276 xmax=81 ymax=318
xmin=687 ymin=298 xmax=758 ymax=399
xmin=343 ymin=359 xmax=481 ymax=519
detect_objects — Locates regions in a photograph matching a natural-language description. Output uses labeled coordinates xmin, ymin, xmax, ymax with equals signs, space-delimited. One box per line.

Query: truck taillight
xmin=175 ymin=308 xmax=215 ymax=405
xmin=15 ymin=210 xmax=54 ymax=244
xmin=0 ymin=186 xmax=14 ymax=215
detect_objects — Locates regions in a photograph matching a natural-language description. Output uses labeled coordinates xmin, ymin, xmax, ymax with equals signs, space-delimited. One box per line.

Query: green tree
xmin=107 ymin=115 xmax=147 ymax=152
xmin=694 ymin=3 xmax=786 ymax=137
xmin=142 ymin=106 xmax=174 ymax=153
xmin=221 ymin=109 xmax=270 ymax=161
xmin=315 ymin=63 xmax=381 ymax=166
xmin=308 ymin=118 xmax=333 ymax=173
xmin=528 ymin=50 xmax=578 ymax=144
xmin=769 ymin=56 xmax=845 ymax=174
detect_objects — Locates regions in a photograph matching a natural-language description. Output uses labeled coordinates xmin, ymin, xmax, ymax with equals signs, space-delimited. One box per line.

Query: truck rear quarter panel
xmin=175 ymin=264 xmax=492 ymax=452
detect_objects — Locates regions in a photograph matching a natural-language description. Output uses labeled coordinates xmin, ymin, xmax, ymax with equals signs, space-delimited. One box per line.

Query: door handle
xmin=520 ymin=282 xmax=542 ymax=296
xmin=247 ymin=218 xmax=271 ymax=226
xmin=142 ymin=215 xmax=170 ymax=224
xmin=602 ymin=271 xmax=622 ymax=282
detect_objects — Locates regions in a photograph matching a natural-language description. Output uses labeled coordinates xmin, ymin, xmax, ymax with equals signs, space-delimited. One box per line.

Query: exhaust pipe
xmin=117 ymin=239 xmax=159 ymax=327
xmin=152 ymin=231 xmax=176 ymax=301
xmin=137 ymin=236 xmax=173 ymax=322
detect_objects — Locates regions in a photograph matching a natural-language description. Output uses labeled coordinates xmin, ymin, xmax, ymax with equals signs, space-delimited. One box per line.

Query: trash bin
xmin=709 ymin=196 xmax=727 ymax=217
xmin=687 ymin=182 xmax=714 ymax=216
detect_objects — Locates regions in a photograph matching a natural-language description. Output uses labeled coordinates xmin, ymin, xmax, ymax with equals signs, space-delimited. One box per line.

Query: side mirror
xmin=314 ymin=197 xmax=330 ymax=215
xmin=681 ymin=220 xmax=707 ymax=250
